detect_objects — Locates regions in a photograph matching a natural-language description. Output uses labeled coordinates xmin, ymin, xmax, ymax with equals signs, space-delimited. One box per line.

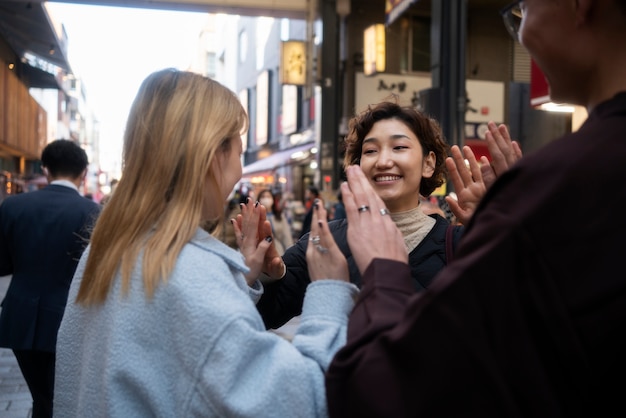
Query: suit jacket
xmin=0 ymin=184 xmax=100 ymax=352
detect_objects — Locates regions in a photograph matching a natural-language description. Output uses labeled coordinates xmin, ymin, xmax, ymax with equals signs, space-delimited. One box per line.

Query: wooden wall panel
xmin=1 ymin=66 xmax=47 ymax=159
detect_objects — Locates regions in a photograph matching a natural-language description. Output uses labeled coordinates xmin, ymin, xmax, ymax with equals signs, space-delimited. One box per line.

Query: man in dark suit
xmin=0 ymin=139 xmax=101 ymax=418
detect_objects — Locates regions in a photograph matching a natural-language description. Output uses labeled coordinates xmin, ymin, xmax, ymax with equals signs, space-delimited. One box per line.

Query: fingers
xmin=445 ymin=146 xmax=466 ymax=194
xmin=446 ymin=145 xmax=484 ymax=200
xmin=308 ymin=199 xmax=334 ymax=253
xmin=309 ymin=198 xmax=323 ymax=237
xmin=462 ymin=145 xmax=483 ymax=184
xmin=243 ymin=236 xmax=274 ymax=285
xmin=497 ymin=123 xmax=522 ymax=164
xmin=237 ymin=198 xmax=264 ymax=250
xmin=343 ymin=165 xmax=387 ymax=220
xmin=342 ymin=165 xmax=408 ymax=274
xmin=485 ymin=121 xmax=522 ymax=177
xmin=256 ymin=204 xmax=268 ymax=240
xmin=306 ymin=199 xmax=349 ymax=282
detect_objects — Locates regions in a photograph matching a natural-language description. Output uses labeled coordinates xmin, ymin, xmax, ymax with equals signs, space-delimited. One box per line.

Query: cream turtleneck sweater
xmin=390 ymin=205 xmax=436 ymax=253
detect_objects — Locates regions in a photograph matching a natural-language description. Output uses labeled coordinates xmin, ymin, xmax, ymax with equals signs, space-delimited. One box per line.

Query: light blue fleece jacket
xmin=54 ymin=228 xmax=358 ymax=418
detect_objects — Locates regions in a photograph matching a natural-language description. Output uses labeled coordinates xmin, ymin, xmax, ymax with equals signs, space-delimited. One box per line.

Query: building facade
xmin=0 ymin=2 xmax=100 ymax=200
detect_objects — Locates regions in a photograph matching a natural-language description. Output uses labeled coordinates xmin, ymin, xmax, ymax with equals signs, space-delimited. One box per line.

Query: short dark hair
xmin=308 ymin=186 xmax=319 ymax=197
xmin=343 ymin=101 xmax=449 ymax=197
xmin=41 ymin=139 xmax=89 ymax=179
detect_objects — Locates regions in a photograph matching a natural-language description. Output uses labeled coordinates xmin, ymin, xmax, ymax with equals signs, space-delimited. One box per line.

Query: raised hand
xmin=482 ymin=121 xmax=523 ymax=189
xmin=232 ymin=198 xmax=284 ymax=284
xmin=445 ymin=122 xmax=523 ymax=225
xmin=342 ymin=165 xmax=408 ymax=275
xmin=305 ymin=199 xmax=349 ymax=283
xmin=444 ymin=145 xmax=485 ymax=226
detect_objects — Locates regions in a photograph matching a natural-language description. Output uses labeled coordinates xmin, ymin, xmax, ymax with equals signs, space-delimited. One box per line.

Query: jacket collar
xmin=190 ymin=228 xmax=249 ymax=275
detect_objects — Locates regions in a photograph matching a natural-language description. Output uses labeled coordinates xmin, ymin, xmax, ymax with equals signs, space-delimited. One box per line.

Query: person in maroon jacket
xmin=325 ymin=1 xmax=626 ymax=416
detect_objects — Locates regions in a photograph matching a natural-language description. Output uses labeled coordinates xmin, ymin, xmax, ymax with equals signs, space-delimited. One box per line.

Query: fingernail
xmin=318 ymin=221 xmax=323 ymax=228
xmin=240 ymin=203 xmax=244 ymax=209
xmin=314 ymin=198 xmax=319 ymax=209
xmin=255 ymin=201 xmax=259 ymax=208
xmin=265 ymin=236 xmax=272 ymax=242
xmin=230 ymin=219 xmax=234 ymax=224
xmin=246 ymin=197 xmax=251 ymax=203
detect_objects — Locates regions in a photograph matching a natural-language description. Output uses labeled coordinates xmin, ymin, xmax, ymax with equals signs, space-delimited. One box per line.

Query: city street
xmin=0 ymin=275 xmax=32 ymax=418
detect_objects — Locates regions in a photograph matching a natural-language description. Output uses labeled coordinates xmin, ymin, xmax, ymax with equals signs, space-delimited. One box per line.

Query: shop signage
xmin=280 ymin=40 xmax=307 ymax=86
xmin=363 ymin=24 xmax=386 ymax=76
xmin=530 ymin=59 xmax=550 ymax=107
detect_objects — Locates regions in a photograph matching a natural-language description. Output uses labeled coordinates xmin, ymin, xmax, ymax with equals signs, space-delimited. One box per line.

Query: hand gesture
xmin=445 ymin=145 xmax=485 ymax=225
xmin=445 ymin=122 xmax=523 ymax=225
xmin=232 ymin=198 xmax=284 ymax=284
xmin=305 ymin=199 xmax=349 ymax=283
xmin=482 ymin=121 xmax=523 ymax=189
xmin=342 ymin=165 xmax=408 ymax=275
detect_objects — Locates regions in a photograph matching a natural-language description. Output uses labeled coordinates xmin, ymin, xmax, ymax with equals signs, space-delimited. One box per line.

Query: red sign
xmin=466 ymin=139 xmax=491 ymax=162
xmin=530 ymin=59 xmax=550 ymax=107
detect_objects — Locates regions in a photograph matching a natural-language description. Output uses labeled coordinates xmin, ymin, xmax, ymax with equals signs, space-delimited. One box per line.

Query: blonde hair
xmin=76 ymin=69 xmax=247 ymax=305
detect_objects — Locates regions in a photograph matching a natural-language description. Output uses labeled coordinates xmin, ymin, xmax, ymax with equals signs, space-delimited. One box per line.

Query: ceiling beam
xmin=14 ymin=0 xmax=308 ymax=19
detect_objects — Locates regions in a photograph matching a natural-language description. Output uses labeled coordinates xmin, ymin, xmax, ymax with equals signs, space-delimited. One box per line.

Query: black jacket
xmin=257 ymin=214 xmax=463 ymax=329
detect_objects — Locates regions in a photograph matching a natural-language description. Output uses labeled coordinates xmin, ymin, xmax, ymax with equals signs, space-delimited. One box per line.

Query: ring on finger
xmin=315 ymin=244 xmax=329 ymax=254
xmin=310 ymin=235 xmax=321 ymax=245
xmin=380 ymin=208 xmax=390 ymax=216
xmin=358 ymin=205 xmax=370 ymax=213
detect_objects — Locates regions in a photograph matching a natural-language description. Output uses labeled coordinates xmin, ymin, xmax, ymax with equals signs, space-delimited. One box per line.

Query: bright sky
xmin=46 ymin=2 xmax=209 ymax=175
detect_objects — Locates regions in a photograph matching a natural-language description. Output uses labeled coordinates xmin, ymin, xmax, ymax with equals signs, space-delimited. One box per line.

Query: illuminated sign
xmin=364 ymin=24 xmax=386 ymax=76
xmin=280 ymin=41 xmax=307 ymax=85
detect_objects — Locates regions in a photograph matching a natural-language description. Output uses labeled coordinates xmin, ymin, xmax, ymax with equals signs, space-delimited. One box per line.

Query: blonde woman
xmin=53 ymin=69 xmax=357 ymax=417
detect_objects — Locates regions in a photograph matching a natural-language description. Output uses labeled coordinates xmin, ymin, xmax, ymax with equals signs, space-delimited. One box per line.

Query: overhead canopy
xmin=21 ymin=64 xmax=64 ymax=89
xmin=0 ymin=1 xmax=71 ymax=72
xmin=243 ymin=142 xmax=315 ymax=176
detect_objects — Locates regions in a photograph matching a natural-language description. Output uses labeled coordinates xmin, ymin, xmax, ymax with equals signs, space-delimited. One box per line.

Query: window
xmin=206 ymin=52 xmax=216 ymax=78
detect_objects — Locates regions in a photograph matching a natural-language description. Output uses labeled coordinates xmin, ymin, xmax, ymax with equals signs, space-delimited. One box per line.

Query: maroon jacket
xmin=326 ymin=92 xmax=626 ymax=417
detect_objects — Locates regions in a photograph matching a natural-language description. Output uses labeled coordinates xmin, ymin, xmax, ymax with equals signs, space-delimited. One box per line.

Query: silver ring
xmin=310 ymin=235 xmax=321 ymax=245
xmin=358 ymin=205 xmax=370 ymax=213
xmin=380 ymin=208 xmax=389 ymax=216
xmin=316 ymin=244 xmax=329 ymax=254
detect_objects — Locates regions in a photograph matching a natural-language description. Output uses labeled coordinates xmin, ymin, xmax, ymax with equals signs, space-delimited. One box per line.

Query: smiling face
xmin=359 ymin=118 xmax=435 ymax=213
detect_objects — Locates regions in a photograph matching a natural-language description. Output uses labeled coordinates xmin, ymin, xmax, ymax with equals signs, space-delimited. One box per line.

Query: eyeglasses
xmin=500 ymin=1 xmax=525 ymax=42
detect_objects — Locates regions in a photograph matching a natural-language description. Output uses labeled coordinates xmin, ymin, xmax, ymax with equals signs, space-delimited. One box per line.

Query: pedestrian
xmin=332 ymin=191 xmax=346 ymax=220
xmin=324 ymin=1 xmax=626 ymax=416
xmin=99 ymin=178 xmax=118 ymax=205
xmin=258 ymin=188 xmax=293 ymax=255
xmin=53 ymin=68 xmax=358 ymax=417
xmin=0 ymin=139 xmax=100 ymax=418
xmin=246 ymin=101 xmax=520 ymax=330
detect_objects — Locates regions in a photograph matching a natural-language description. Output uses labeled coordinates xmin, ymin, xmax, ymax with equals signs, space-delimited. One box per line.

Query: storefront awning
xmin=242 ymin=142 xmax=316 ymax=176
